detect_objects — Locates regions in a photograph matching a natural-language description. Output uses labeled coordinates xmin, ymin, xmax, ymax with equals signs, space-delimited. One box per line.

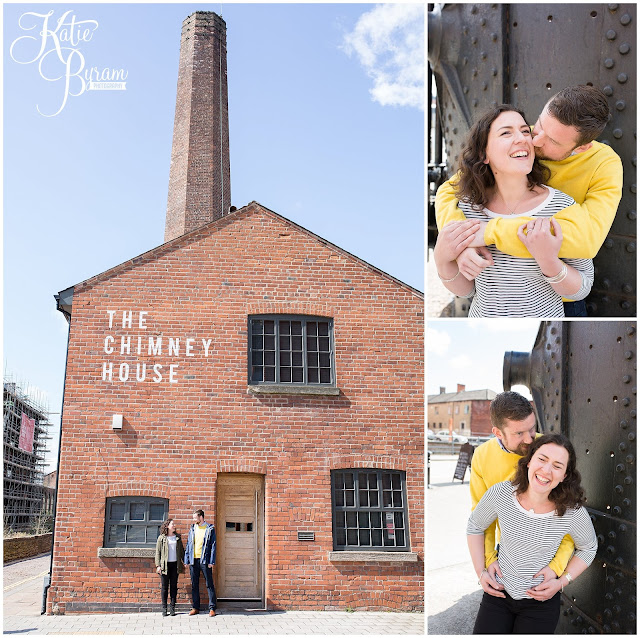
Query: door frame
xmin=216 ymin=472 xmax=265 ymax=609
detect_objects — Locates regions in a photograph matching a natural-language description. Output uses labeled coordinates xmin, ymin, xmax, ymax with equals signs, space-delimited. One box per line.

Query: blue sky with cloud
xmin=3 ymin=3 xmax=424 ymax=471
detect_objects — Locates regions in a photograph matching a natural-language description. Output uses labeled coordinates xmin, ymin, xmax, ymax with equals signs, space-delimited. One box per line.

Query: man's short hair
xmin=194 ymin=509 xmax=205 ymax=518
xmin=490 ymin=391 xmax=534 ymax=431
xmin=546 ymin=85 xmax=611 ymax=147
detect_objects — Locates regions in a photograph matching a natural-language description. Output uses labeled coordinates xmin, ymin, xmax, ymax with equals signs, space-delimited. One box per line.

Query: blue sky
xmin=3 ymin=3 xmax=424 ymax=471
xmin=427 ymin=319 xmax=541 ymax=402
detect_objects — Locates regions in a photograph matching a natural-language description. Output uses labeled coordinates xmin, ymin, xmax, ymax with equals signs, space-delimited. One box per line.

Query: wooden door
xmin=216 ymin=474 xmax=264 ymax=601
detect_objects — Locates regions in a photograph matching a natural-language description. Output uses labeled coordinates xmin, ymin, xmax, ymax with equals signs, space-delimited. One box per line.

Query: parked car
xmin=434 ymin=430 xmax=468 ymax=444
xmin=427 ymin=429 xmax=437 ymax=440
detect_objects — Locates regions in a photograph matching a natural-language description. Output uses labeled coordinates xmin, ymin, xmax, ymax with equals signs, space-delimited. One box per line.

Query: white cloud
xmin=342 ymin=4 xmax=424 ymax=110
xmin=426 ymin=327 xmax=450 ymax=356
xmin=450 ymin=354 xmax=473 ymax=370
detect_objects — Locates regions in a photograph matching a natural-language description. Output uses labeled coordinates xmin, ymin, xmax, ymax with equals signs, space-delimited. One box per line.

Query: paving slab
xmin=4 ymin=553 xmax=424 ymax=635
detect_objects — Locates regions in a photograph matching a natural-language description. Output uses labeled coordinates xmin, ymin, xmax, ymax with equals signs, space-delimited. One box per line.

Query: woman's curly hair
xmin=160 ymin=518 xmax=174 ymax=536
xmin=512 ymin=433 xmax=586 ymax=516
xmin=453 ymin=104 xmax=551 ymax=210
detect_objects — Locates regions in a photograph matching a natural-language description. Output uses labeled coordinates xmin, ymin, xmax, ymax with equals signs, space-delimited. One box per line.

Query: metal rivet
xmin=620 ymin=13 xmax=631 ymax=25
xmin=615 ymin=484 xmax=624 ymax=494
xmin=628 ymin=210 xmax=637 ymax=221
xmin=623 ymin=375 xmax=631 ymax=384
xmin=482 ymin=82 xmax=488 ymax=91
xmin=463 ymin=86 xmax=469 ymax=94
xmin=623 ymin=397 xmax=631 ymax=406
xmin=608 ymin=4 xmax=619 ymax=10
xmin=481 ymin=51 xmax=487 ymax=60
xmin=630 ymin=184 xmax=636 ymax=194
xmin=604 ymin=58 xmax=615 ymax=68
xmin=621 ymin=300 xmax=631 ymax=310
xmin=463 ymin=27 xmax=469 ymax=35
xmin=480 ymin=17 xmax=487 ymax=26
xmin=619 ymin=524 xmax=627 ymax=533
xmin=491 ymin=33 xmax=498 ymax=42
xmin=624 ymin=475 xmax=633 ymax=484
xmin=628 ymin=325 xmax=636 ymax=335
xmin=492 ymin=67 xmax=498 ymax=76
xmin=627 ymin=243 xmax=637 ymax=253
xmin=607 ymin=29 xmax=617 ymax=39
xmin=603 ymin=85 xmax=614 ymax=96
xmin=612 ymin=506 xmax=622 ymax=516
xmin=616 ymin=100 xmax=626 ymax=110
xmin=613 ymin=128 xmax=623 ymax=138
xmin=471 ymin=5 xmax=478 ymax=14
xmin=623 ymin=283 xmax=633 ymax=294
xmin=619 ymin=42 xmax=630 ymax=54
xmin=471 ymin=36 xmax=478 ymax=45
xmin=603 ymin=278 xmax=611 ymax=289
xmin=453 ymin=128 xmax=458 ymax=134
xmin=473 ymin=68 xmax=478 ymax=77
xmin=472 ymin=99 xmax=478 ymax=107
xmin=617 ymin=72 xmax=628 ymax=83
xmin=605 ymin=238 xmax=615 ymax=248
xmin=624 ymin=350 xmax=634 ymax=359
xmin=616 ymin=463 xmax=625 ymax=473
xmin=463 ymin=56 xmax=468 ymax=65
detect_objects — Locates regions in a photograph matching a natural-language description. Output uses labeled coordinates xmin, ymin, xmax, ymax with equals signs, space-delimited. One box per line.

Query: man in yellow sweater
xmin=435 ymin=85 xmax=623 ymax=317
xmin=471 ymin=391 xmax=574 ymax=600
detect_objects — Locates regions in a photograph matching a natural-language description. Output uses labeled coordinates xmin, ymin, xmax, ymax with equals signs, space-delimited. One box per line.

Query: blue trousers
xmin=189 ymin=558 xmax=216 ymax=611
xmin=563 ymin=299 xmax=588 ymax=317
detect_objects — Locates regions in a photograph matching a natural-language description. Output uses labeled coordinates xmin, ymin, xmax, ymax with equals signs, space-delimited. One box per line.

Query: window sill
xmin=248 ymin=384 xmax=341 ymax=396
xmin=329 ymin=551 xmax=419 ymax=562
xmin=98 ymin=547 xmax=155 ymax=559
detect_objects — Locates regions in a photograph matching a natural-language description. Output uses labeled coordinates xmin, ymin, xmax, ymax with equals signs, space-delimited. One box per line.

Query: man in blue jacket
xmin=184 ymin=509 xmax=217 ymax=616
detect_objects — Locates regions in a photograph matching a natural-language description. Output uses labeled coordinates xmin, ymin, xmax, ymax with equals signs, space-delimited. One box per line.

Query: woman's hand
xmin=526 ymin=577 xmax=562 ymax=601
xmin=479 ymin=560 xmax=506 ymax=598
xmin=457 ymin=246 xmax=494 ymax=280
xmin=156 ymin=566 xmax=162 ymax=575
xmin=434 ymin=220 xmax=482 ymax=264
xmin=516 ymin=217 xmax=563 ymax=272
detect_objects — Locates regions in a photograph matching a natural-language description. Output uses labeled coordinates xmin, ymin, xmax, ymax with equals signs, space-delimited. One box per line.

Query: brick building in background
xmin=47 ymin=12 xmax=423 ymax=614
xmin=427 ymin=385 xmax=496 ymax=438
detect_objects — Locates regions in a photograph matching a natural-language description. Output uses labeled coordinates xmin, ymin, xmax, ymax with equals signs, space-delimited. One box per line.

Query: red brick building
xmin=47 ymin=11 xmax=423 ymax=614
xmin=427 ymin=385 xmax=496 ymax=438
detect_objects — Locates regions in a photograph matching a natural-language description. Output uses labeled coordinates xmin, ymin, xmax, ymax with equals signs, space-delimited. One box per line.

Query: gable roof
xmin=428 ymin=389 xmax=498 ymax=403
xmin=57 ymin=202 xmax=423 ymax=313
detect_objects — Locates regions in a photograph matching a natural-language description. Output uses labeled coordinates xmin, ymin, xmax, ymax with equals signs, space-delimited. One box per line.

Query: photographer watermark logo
xmin=10 ymin=10 xmax=128 ymax=116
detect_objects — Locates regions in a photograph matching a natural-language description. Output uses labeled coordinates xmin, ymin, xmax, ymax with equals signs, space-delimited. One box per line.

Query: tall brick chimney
xmin=457 ymin=383 xmax=466 ymax=393
xmin=164 ymin=12 xmax=231 ymax=242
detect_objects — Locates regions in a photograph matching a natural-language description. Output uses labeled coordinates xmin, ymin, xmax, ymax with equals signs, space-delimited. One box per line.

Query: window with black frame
xmin=104 ymin=497 xmax=167 ymax=547
xmin=249 ymin=315 xmax=334 ymax=385
xmin=331 ymin=469 xmax=409 ymax=551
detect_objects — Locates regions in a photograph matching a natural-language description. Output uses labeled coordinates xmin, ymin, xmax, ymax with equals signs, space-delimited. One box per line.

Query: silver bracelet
xmin=543 ymin=262 xmax=568 ymax=284
xmin=438 ymin=268 xmax=460 ymax=283
xmin=478 ymin=568 xmax=488 ymax=585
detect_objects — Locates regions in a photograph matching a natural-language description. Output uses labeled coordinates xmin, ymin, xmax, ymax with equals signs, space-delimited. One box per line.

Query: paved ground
xmin=427 ymin=248 xmax=455 ymax=318
xmin=427 ymin=455 xmax=481 ymax=635
xmin=4 ymin=554 xmax=424 ymax=635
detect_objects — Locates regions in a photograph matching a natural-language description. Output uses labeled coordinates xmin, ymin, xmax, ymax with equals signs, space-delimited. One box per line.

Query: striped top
xmin=458 ymin=187 xmax=594 ymax=317
xmin=467 ymin=481 xmax=598 ymax=600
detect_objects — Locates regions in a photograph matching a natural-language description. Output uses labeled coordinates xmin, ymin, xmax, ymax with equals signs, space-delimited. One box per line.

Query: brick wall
xmin=164 ymin=12 xmax=231 ymax=243
xmin=470 ymin=400 xmax=493 ymax=436
xmin=49 ymin=203 xmax=424 ymax=613
xmin=4 ymin=534 xmax=52 ymax=563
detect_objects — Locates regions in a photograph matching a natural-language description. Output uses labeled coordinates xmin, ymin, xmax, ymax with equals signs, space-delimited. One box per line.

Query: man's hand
xmin=156 ymin=566 xmax=162 ymax=575
xmin=457 ymin=246 xmax=494 ymax=280
xmin=527 ymin=577 xmax=562 ymax=601
xmin=434 ymin=220 xmax=482 ymax=264
xmin=479 ymin=561 xmax=505 ymax=598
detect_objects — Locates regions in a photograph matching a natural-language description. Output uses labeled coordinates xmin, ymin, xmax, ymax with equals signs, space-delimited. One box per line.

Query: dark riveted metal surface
xmin=504 ymin=321 xmax=637 ymax=634
xmin=428 ymin=4 xmax=636 ymax=316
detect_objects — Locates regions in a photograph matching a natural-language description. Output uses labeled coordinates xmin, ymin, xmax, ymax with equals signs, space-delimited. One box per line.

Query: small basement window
xmin=104 ymin=497 xmax=168 ymax=548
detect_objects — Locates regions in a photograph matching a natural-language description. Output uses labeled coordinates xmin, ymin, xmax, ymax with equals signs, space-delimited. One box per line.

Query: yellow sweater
xmin=470 ymin=437 xmax=575 ymax=576
xmin=436 ymin=140 xmax=623 ymax=258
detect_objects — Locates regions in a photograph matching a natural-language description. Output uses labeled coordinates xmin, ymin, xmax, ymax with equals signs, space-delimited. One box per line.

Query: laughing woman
xmin=467 ymin=433 xmax=597 ymax=634
xmin=433 ymin=105 xmax=594 ymax=317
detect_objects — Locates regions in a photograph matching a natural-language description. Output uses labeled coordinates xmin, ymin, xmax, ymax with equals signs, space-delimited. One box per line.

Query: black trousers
xmin=473 ymin=591 xmax=561 ymax=634
xmin=160 ymin=561 xmax=178 ymax=607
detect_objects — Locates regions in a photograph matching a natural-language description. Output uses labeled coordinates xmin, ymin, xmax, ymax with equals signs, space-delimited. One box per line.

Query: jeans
xmin=190 ymin=557 xmax=216 ymax=610
xmin=160 ymin=561 xmax=178 ymax=607
xmin=473 ymin=591 xmax=561 ymax=634
xmin=563 ymin=299 xmax=588 ymax=317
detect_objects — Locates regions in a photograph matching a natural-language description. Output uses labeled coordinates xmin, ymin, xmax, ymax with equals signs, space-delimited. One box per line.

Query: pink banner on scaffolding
xmin=19 ymin=412 xmax=35 ymax=453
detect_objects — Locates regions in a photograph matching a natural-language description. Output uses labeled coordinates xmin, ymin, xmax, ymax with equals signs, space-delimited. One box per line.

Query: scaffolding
xmin=3 ymin=375 xmax=53 ymax=532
